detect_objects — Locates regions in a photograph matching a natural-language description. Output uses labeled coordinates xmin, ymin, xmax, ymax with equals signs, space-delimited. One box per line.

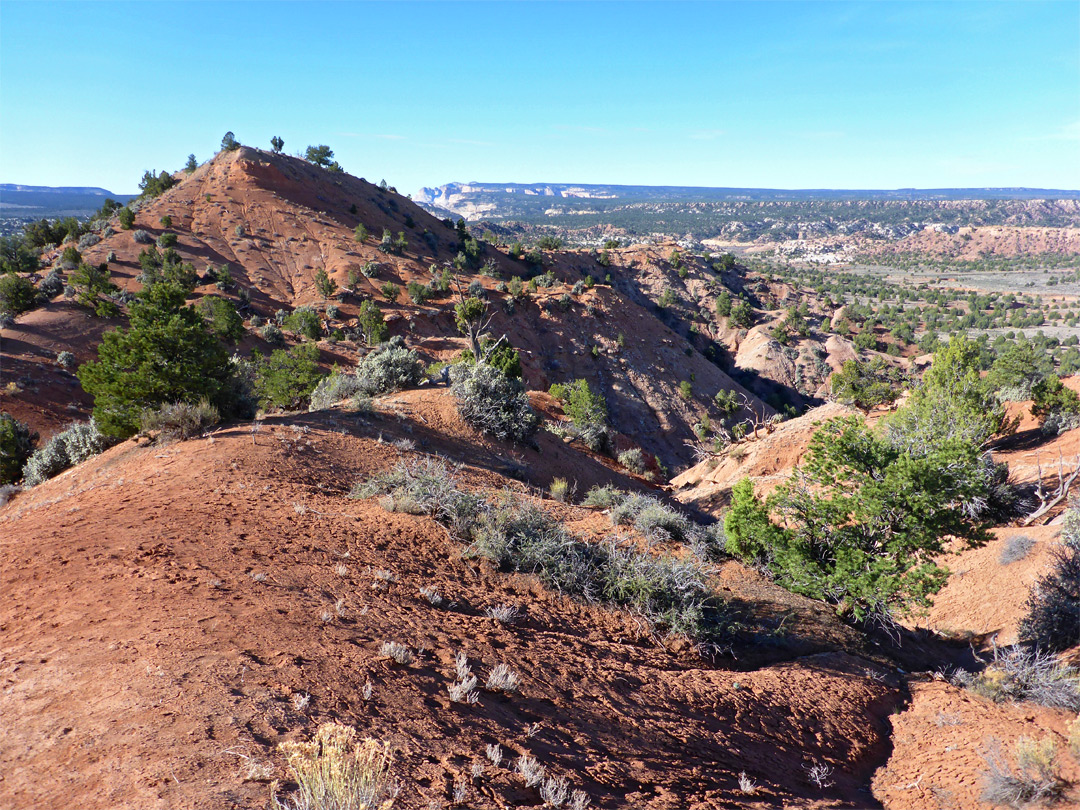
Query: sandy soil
xmin=2 ymin=392 xmax=905 ymax=809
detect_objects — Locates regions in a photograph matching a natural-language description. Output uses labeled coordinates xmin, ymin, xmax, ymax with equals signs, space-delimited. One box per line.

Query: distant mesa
xmin=414 ymin=180 xmax=1080 ymax=220
xmin=0 ymin=184 xmax=135 ymax=216
xmin=1 ymin=184 xmax=119 ymax=195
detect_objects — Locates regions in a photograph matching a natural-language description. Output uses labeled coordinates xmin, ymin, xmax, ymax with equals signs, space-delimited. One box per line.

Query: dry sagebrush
xmin=272 ymin=722 xmax=395 ymax=810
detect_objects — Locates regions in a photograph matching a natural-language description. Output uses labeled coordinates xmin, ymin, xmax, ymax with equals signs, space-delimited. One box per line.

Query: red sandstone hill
xmin=2 ymin=148 xmax=1079 ymax=810
xmin=2 ymin=146 xmax=771 ymax=471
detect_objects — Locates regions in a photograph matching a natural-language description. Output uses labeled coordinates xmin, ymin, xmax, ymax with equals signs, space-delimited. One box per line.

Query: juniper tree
xmin=725 ymin=416 xmax=994 ymax=622
xmin=305 ymin=144 xmax=334 ymax=168
xmin=78 ymin=282 xmax=235 ymax=437
xmin=314 ymin=268 xmax=338 ymax=302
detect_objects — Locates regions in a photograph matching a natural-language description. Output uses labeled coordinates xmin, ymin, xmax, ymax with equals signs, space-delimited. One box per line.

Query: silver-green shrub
xmin=450 ymin=362 xmax=537 ymax=443
xmin=309 ymin=372 xmax=366 ymax=411
xmin=355 ymin=336 xmax=424 ymax=396
xmin=23 ymin=421 xmax=113 ymax=486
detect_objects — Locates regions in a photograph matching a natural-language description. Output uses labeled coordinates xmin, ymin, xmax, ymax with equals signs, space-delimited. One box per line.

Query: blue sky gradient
xmin=1 ymin=1 xmax=1077 ymax=194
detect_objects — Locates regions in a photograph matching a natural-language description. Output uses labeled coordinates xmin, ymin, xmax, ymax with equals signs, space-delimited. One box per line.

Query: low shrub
xmin=549 ymin=477 xmax=571 ymax=502
xmin=140 ymin=399 xmax=220 ymax=442
xmin=271 ymin=723 xmax=395 ymax=810
xmin=549 ymin=378 xmax=607 ymax=451
xmin=610 ymin=494 xmax=694 ymax=544
xmin=353 ymin=457 xmax=483 ymax=538
xmin=56 ymin=350 xmax=76 ymax=370
xmin=359 ymin=460 xmax=725 ymax=645
xmin=37 ymin=269 xmax=65 ymax=301
xmin=355 ymin=336 xmax=424 ymax=396
xmin=379 ymin=641 xmax=413 ymax=665
xmin=1041 ymin=410 xmax=1080 ymax=436
xmin=1000 ymin=535 xmax=1035 ymax=566
xmin=77 ymin=232 xmax=100 ymax=250
xmin=308 ymin=371 xmax=366 ymax=411
xmin=981 ymin=737 xmax=1070 ymax=809
xmin=618 ymin=448 xmax=647 ymax=475
xmin=1020 ymin=508 xmax=1080 ymax=651
xmin=953 ymin=646 xmax=1080 ymax=710
xmin=260 ymin=323 xmax=285 ymax=346
xmin=451 ymin=362 xmax=538 ymax=443
xmin=582 ymin=484 xmax=627 ymax=509
xmin=22 ymin=421 xmax=113 ymax=486
xmin=468 ymin=495 xmax=719 ymax=641
xmin=689 ymin=522 xmax=728 ymax=562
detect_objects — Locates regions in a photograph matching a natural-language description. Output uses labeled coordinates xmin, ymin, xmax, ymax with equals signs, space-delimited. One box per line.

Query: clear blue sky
xmin=1 ymin=1 xmax=1077 ymax=194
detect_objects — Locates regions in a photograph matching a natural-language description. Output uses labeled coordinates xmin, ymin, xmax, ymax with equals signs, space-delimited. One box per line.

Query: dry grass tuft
xmin=516 ymin=754 xmax=545 ymax=787
xmin=484 ymin=603 xmax=522 ymax=625
xmin=484 ymin=663 xmax=521 ymax=694
xmin=981 ymin=736 xmax=1071 ymax=808
xmin=379 ymin=641 xmax=413 ymax=666
xmin=271 ymin=722 xmax=395 ymax=810
xmin=448 ymin=652 xmax=480 ymax=704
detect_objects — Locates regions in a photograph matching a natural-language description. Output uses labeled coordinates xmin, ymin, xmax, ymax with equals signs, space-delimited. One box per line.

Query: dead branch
xmin=1023 ymin=450 xmax=1080 ymax=526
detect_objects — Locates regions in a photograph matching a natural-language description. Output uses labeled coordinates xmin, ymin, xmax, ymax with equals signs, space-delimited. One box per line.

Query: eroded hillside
xmin=3 ymin=388 xmax=909 ymax=810
xmin=3 ymin=147 xmax=1080 ymax=810
xmin=3 ymin=147 xmax=779 ymax=471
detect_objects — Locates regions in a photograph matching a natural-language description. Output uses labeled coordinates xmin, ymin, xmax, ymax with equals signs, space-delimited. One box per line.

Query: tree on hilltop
xmin=270 ymin=135 xmax=284 ymax=153
xmin=305 ymin=145 xmax=335 ymax=168
xmin=221 ymin=131 xmax=240 ymax=152
xmin=138 ymin=170 xmax=177 ymax=199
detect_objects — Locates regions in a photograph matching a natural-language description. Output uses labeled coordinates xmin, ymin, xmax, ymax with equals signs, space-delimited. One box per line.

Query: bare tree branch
xmin=1023 ymin=452 xmax=1080 ymax=526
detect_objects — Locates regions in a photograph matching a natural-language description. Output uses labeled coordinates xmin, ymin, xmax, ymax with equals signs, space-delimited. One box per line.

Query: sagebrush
xmin=450 ymin=362 xmax=538 ymax=443
xmin=22 ymin=421 xmax=113 ymax=486
xmin=271 ymin=722 xmax=395 ymax=810
xmin=358 ymin=459 xmax=727 ymax=645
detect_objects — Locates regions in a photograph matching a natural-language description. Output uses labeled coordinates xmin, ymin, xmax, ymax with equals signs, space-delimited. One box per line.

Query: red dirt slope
xmin=3 ymin=147 xmax=768 ymax=470
xmin=1 ymin=392 xmax=905 ymax=810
